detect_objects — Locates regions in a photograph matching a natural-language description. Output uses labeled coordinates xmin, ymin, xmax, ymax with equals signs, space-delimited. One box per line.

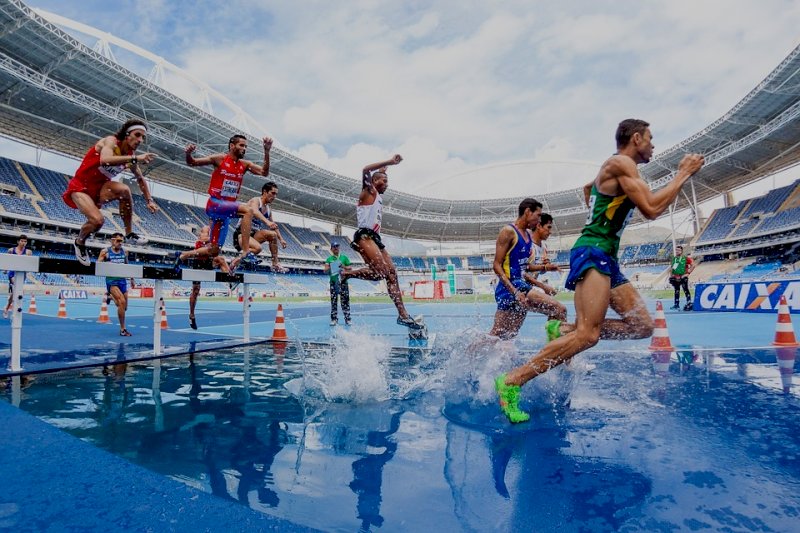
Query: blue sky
xmin=5 ymin=0 xmax=800 ymax=243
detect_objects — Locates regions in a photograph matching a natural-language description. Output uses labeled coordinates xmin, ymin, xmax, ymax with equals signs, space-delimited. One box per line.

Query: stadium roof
xmin=1 ymin=0 xmax=800 ymax=241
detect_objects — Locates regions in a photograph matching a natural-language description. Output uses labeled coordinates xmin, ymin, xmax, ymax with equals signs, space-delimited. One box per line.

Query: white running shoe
xmin=73 ymin=239 xmax=91 ymax=266
xmin=124 ymin=232 xmax=149 ymax=246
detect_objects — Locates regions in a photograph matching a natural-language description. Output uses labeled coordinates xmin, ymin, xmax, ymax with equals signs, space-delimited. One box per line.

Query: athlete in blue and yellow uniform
xmin=487 ymin=198 xmax=543 ymax=340
xmin=98 ymin=232 xmax=134 ymax=336
xmin=496 ymin=118 xmax=705 ymax=423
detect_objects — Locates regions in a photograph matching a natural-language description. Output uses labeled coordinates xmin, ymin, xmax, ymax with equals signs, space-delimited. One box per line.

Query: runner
xmin=231 ymin=181 xmax=288 ymax=271
xmin=495 ymin=118 xmax=705 ymax=423
xmin=97 ymin=232 xmax=135 ymax=336
xmin=3 ymin=234 xmax=32 ymax=319
xmin=175 ymin=135 xmax=273 ymax=269
xmin=342 ymin=154 xmax=423 ymax=329
xmin=63 ymin=119 xmax=158 ymax=266
xmin=187 ymin=226 xmax=231 ymax=330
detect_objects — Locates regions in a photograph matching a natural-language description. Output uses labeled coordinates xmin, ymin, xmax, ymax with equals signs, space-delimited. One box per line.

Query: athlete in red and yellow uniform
xmin=63 ymin=119 xmax=158 ymax=266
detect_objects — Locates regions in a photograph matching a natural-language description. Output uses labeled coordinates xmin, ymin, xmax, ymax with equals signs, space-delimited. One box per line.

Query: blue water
xmin=3 ymin=312 xmax=800 ymax=532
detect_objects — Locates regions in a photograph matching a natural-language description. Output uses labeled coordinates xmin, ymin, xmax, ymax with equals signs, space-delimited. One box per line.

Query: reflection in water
xmin=348 ymin=410 xmax=402 ymax=531
xmin=2 ymin=341 xmax=800 ymax=531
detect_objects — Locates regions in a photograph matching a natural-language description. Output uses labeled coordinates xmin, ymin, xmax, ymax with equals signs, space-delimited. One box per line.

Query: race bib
xmin=221 ymin=178 xmax=240 ymax=198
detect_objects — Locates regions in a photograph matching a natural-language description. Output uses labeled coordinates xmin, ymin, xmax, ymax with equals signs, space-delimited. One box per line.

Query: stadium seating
xmin=0 ymin=157 xmax=34 ymax=195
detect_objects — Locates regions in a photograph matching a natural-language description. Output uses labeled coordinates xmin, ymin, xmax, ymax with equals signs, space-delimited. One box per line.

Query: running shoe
xmin=670 ymin=304 xmax=680 ymax=310
xmin=495 ymin=374 xmax=530 ymax=424
xmin=124 ymin=232 xmax=149 ymax=246
xmin=683 ymin=302 xmax=693 ymax=311
xmin=73 ymin=239 xmax=91 ymax=266
xmin=397 ymin=315 xmax=424 ymax=330
xmin=242 ymin=253 xmax=262 ymax=265
xmin=345 ymin=318 xmax=352 ymax=326
xmin=189 ymin=316 xmax=197 ymax=330
xmin=330 ymin=319 xmax=338 ymax=326
xmin=119 ymin=329 xmax=132 ymax=337
xmin=545 ymin=319 xmax=562 ymax=342
xmin=2 ymin=309 xmax=8 ymax=319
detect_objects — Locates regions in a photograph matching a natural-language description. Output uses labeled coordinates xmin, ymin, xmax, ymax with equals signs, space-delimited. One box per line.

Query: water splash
xmin=290 ymin=328 xmax=392 ymax=403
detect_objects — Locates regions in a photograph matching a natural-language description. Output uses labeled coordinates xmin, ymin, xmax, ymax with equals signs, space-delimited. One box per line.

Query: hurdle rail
xmin=0 ymin=255 xmax=271 ymax=372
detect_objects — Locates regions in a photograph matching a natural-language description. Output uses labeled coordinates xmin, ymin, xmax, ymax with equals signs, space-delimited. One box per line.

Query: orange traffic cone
xmin=772 ymin=295 xmax=799 ymax=347
xmin=57 ymin=297 xmax=67 ymax=318
xmin=649 ymin=300 xmax=675 ymax=351
xmin=271 ymin=304 xmax=288 ymax=342
xmin=98 ymin=297 xmax=110 ymax=323
xmin=27 ymin=294 xmax=37 ymax=314
xmin=160 ymin=300 xmax=169 ymax=330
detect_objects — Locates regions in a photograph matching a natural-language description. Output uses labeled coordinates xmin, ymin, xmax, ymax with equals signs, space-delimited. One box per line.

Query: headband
xmin=126 ymin=124 xmax=147 ymax=135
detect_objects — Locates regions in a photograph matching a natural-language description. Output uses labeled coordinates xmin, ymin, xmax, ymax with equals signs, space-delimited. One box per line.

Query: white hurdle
xmin=0 ymin=256 xmax=274 ymax=371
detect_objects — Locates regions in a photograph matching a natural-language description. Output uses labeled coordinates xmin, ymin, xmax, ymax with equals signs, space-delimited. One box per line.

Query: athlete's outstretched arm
xmin=583 ymin=181 xmax=593 ymax=207
xmin=362 ymin=154 xmax=402 ymax=188
xmin=616 ymin=154 xmax=704 ymax=220
xmin=184 ymin=144 xmax=224 ymax=168
xmin=246 ymin=137 xmax=273 ymax=176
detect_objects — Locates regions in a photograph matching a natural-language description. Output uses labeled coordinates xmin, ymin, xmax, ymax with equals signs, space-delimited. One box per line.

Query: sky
xmin=5 ymin=0 xmax=800 ymax=248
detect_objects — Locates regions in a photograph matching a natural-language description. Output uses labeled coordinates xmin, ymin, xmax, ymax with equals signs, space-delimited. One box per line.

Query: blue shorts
xmin=206 ymin=197 xmax=239 ymax=246
xmin=495 ymin=279 xmax=532 ymax=311
xmin=106 ymin=279 xmax=127 ymax=294
xmin=565 ymin=246 xmax=629 ymax=291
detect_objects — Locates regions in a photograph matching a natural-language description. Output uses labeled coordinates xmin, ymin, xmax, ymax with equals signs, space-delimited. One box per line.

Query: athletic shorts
xmin=564 ymin=246 xmax=628 ymax=291
xmin=63 ymin=176 xmax=108 ymax=209
xmin=352 ymin=228 xmax=385 ymax=251
xmin=495 ymin=279 xmax=533 ymax=312
xmin=106 ymin=279 xmax=128 ymax=294
xmin=232 ymin=226 xmax=256 ymax=252
xmin=205 ymin=197 xmax=240 ymax=246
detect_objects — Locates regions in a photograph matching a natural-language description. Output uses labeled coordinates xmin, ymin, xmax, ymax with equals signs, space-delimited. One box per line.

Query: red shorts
xmin=63 ymin=176 xmax=108 ymax=209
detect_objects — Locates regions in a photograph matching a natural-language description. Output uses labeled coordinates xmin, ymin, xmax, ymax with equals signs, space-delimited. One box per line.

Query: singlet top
xmin=671 ymin=255 xmax=691 ymax=277
xmin=529 ymin=239 xmax=548 ymax=280
xmin=74 ymin=139 xmax=131 ymax=184
xmin=501 ymin=224 xmax=533 ymax=282
xmin=573 ymin=184 xmax=636 ymax=259
xmin=356 ymin=192 xmax=383 ymax=233
xmin=240 ymin=197 xmax=272 ymax=231
xmin=105 ymin=246 xmax=127 ymax=282
xmin=208 ymin=155 xmax=247 ymax=201
xmin=6 ymin=245 xmax=26 ymax=280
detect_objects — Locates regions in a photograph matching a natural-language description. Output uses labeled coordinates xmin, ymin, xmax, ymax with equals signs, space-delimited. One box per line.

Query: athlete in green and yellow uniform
xmin=495 ymin=118 xmax=705 ymax=423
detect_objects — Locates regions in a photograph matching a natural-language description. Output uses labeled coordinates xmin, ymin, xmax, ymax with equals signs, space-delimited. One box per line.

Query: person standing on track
xmin=669 ymin=245 xmax=694 ymax=310
xmin=3 ymin=234 xmax=32 ymax=319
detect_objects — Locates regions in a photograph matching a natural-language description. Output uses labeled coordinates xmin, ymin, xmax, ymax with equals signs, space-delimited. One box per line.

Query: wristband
xmin=130 ymin=156 xmax=138 ymax=165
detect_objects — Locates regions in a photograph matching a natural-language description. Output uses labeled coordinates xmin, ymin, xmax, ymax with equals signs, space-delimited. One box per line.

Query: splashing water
xmin=290 ymin=327 xmax=393 ymax=403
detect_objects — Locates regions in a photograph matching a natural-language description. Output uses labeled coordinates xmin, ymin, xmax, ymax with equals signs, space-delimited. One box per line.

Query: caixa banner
xmin=693 ymin=280 xmax=799 ymax=313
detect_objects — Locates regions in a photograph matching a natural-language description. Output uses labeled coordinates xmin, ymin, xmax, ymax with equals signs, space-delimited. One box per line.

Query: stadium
xmin=1 ymin=1 xmax=800 ymax=531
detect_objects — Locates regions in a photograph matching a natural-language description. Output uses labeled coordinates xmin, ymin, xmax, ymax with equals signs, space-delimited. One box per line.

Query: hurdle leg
xmin=9 ymin=273 xmax=25 ymax=372
xmin=243 ymin=282 xmax=251 ymax=342
xmin=153 ymin=280 xmax=163 ymax=356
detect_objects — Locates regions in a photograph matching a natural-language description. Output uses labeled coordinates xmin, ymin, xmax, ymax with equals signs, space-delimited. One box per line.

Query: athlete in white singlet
xmin=342 ymin=154 xmax=423 ymax=329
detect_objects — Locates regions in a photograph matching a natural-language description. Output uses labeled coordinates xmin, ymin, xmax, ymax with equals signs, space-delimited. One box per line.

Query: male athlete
xmin=3 ymin=234 xmax=32 ymax=319
xmin=342 ymin=154 xmax=423 ymax=329
xmin=64 ymin=119 xmax=158 ymax=266
xmin=97 ymin=233 xmax=135 ymax=336
xmin=485 ymin=199 xmax=546 ymax=339
xmin=232 ymin=181 xmax=288 ymax=271
xmin=525 ymin=213 xmax=568 ymax=338
xmin=187 ymin=226 xmax=231 ymax=330
xmin=176 ymin=135 xmax=273 ymax=269
xmin=495 ymin=118 xmax=705 ymax=423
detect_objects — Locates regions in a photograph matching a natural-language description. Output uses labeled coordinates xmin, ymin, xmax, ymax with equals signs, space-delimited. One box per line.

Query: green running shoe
xmin=495 ymin=374 xmax=530 ymax=424
xmin=545 ymin=319 xmax=562 ymax=342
